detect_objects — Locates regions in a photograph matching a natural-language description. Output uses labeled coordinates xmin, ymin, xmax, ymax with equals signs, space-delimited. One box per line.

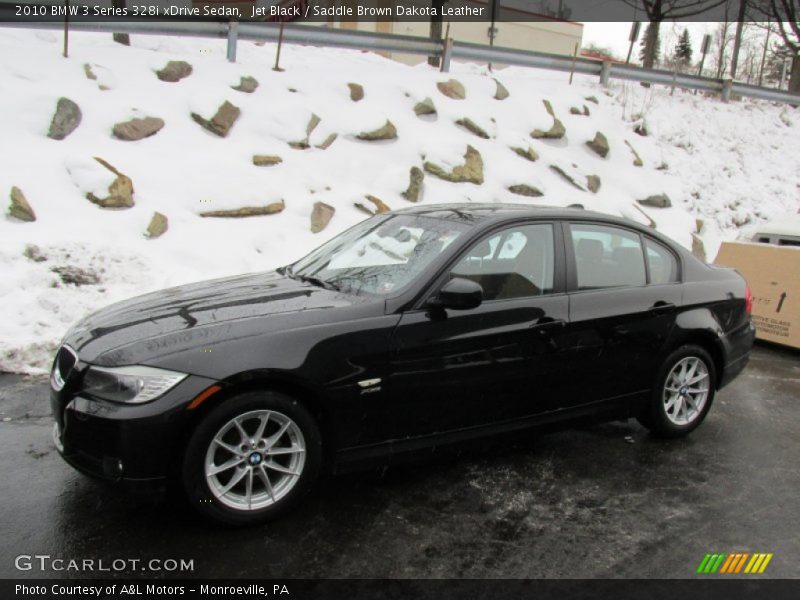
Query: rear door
xmin=374 ymin=221 xmax=570 ymax=442
xmin=560 ymin=222 xmax=682 ymax=410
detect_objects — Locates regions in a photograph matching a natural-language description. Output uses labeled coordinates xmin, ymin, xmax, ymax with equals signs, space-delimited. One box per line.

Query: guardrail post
xmin=226 ymin=20 xmax=238 ymax=63
xmin=721 ymin=79 xmax=732 ymax=102
xmin=600 ymin=61 xmax=611 ymax=87
xmin=440 ymin=37 xmax=453 ymax=73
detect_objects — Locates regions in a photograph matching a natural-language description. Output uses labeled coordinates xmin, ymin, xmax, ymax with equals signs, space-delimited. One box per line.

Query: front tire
xmin=637 ymin=345 xmax=717 ymax=438
xmin=182 ymin=391 xmax=322 ymax=525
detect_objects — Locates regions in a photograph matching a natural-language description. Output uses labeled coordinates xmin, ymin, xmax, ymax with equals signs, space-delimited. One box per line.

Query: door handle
xmin=649 ymin=301 xmax=676 ymax=315
xmin=530 ymin=317 xmax=566 ymax=331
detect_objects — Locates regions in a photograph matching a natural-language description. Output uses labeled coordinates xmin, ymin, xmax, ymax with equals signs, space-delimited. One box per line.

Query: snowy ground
xmin=1 ymin=28 xmax=798 ymax=373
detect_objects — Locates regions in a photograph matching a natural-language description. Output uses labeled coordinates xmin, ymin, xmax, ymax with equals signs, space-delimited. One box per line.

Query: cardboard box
xmin=714 ymin=241 xmax=800 ymax=349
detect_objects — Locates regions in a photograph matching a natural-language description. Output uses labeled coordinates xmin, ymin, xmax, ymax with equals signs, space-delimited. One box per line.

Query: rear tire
xmin=182 ymin=390 xmax=322 ymax=526
xmin=637 ymin=344 xmax=716 ymax=438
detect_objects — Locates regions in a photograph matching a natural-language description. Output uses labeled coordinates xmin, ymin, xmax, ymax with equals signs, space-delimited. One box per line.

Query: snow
xmin=0 ymin=28 xmax=798 ymax=373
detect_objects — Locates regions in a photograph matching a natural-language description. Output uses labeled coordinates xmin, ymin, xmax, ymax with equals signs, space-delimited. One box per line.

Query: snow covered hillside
xmin=1 ymin=28 xmax=798 ymax=373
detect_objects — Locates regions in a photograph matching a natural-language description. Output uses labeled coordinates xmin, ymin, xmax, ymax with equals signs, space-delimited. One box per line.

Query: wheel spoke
xmin=214 ymin=467 xmax=247 ymax=498
xmin=268 ymin=446 xmax=305 ymax=456
xmin=253 ymin=412 xmax=271 ymax=442
xmin=208 ymin=456 xmax=244 ymax=476
xmin=672 ymin=396 xmax=682 ymax=417
xmin=685 ymin=359 xmax=698 ymax=382
xmin=264 ymin=461 xmax=300 ymax=476
xmin=264 ymin=421 xmax=291 ymax=448
xmin=665 ymin=395 xmax=678 ymax=412
xmin=258 ymin=465 xmax=276 ymax=502
xmin=245 ymin=468 xmax=254 ymax=509
xmin=233 ymin=418 xmax=249 ymax=444
xmin=214 ymin=437 xmax=241 ymax=456
xmin=687 ymin=373 xmax=708 ymax=386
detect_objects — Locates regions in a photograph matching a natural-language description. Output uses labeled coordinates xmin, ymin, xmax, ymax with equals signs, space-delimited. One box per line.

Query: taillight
xmin=745 ymin=284 xmax=753 ymax=315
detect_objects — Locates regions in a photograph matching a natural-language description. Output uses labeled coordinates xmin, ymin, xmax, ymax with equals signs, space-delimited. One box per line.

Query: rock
xmin=550 ymin=165 xmax=585 ymax=191
xmin=568 ymin=203 xmax=585 ymax=210
xmin=288 ymin=140 xmax=310 ymax=150
xmin=191 ymin=101 xmax=240 ymax=137
xmin=691 ymin=233 xmax=706 ymax=262
xmin=47 ymin=97 xmax=81 ymax=140
xmin=354 ymin=203 xmax=374 ymax=216
xmin=23 ymin=244 xmax=47 ymax=262
xmin=634 ymin=121 xmax=648 ymax=136
xmin=83 ymin=63 xmax=96 ymax=80
xmin=585 ymin=95 xmax=599 ymax=104
xmin=156 ymin=60 xmax=192 ymax=82
xmin=633 ymin=205 xmax=657 ymax=229
xmin=231 ymin=76 xmax=259 ymax=93
xmin=252 ymin=155 xmax=283 ymax=166
xmin=51 ymin=266 xmax=100 ymax=286
xmin=145 ymin=211 xmax=168 ymax=239
xmin=455 ymin=118 xmax=489 ymax=139
xmin=413 ymin=97 xmax=437 ymax=117
xmin=316 ymin=133 xmax=338 ymax=150
xmin=494 ymin=79 xmax=509 ymax=100
xmin=112 ymin=116 xmax=164 ymax=141
xmin=542 ymin=99 xmax=556 ymax=116
xmin=570 ymin=107 xmax=582 ymax=115
xmin=638 ymin=194 xmax=672 ymax=209
xmin=310 ymin=202 xmax=335 ymax=233
xmin=86 ymin=158 xmax=134 ymax=208
xmin=624 ymin=140 xmax=643 ymax=166
xmin=531 ymin=117 xmax=566 ymax=140
xmin=437 ymin=79 xmax=466 ymax=100
xmin=348 ymin=83 xmax=364 ymax=102
xmin=365 ymin=194 xmax=391 ymax=214
xmin=586 ymin=175 xmax=601 ymax=193
xmin=356 ymin=120 xmax=397 ymax=141
xmin=508 ymin=184 xmax=543 ymax=197
xmin=695 ymin=218 xmax=704 ymax=233
xmin=200 ymin=200 xmax=285 ymax=218
xmin=424 ymin=145 xmax=484 ymax=185
xmin=306 ymin=113 xmax=321 ymax=137
xmin=586 ymin=132 xmax=610 ymax=158
xmin=511 ymin=146 xmax=539 ymax=162
xmin=8 ymin=187 xmax=36 ymax=221
xmin=402 ymin=167 xmax=424 ymax=202
xmin=570 ymin=105 xmax=591 ymax=116
xmin=583 ymin=105 xmax=591 ymax=116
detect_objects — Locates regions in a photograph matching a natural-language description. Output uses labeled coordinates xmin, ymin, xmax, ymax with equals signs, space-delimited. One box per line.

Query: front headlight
xmin=82 ymin=365 xmax=188 ymax=404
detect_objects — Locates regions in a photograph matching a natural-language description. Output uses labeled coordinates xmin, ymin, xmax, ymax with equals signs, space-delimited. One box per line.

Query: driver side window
xmin=451 ymin=224 xmax=555 ymax=301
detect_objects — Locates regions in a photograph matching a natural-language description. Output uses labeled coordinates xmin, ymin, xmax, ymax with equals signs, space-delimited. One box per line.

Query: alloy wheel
xmin=204 ymin=410 xmax=306 ymax=511
xmin=662 ymin=356 xmax=710 ymax=426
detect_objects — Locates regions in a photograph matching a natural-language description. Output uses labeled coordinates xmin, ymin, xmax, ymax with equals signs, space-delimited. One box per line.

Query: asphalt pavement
xmin=1 ymin=343 xmax=798 ymax=579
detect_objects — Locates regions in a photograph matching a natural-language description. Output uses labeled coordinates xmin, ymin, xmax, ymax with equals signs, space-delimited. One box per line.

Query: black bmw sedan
xmin=50 ymin=204 xmax=755 ymax=524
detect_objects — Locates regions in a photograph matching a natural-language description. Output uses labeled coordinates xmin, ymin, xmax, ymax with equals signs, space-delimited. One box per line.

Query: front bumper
xmin=51 ymin=372 xmax=219 ymax=483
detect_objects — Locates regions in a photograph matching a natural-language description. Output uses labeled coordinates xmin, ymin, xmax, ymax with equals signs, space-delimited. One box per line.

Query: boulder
xmin=252 ymin=155 xmax=283 ymax=166
xmin=348 ymin=83 xmax=364 ymax=102
xmin=413 ymin=97 xmax=437 ymax=117
xmin=550 ymin=165 xmax=585 ymax=191
xmin=365 ymin=194 xmax=391 ymax=214
xmin=310 ymin=202 xmax=335 ymax=233
xmin=586 ymin=132 xmax=610 ymax=158
xmin=633 ymin=205 xmax=657 ymax=229
xmin=86 ymin=158 xmax=134 ymax=208
xmin=306 ymin=113 xmax=321 ymax=137
xmin=585 ymin=95 xmax=599 ymax=104
xmin=424 ymin=145 xmax=484 ymax=185
xmin=191 ymin=101 xmax=240 ymax=137
xmin=51 ymin=266 xmax=100 ymax=286
xmin=695 ymin=218 xmax=705 ymax=233
xmin=354 ymin=203 xmax=375 ymax=216
xmin=316 ymin=133 xmax=338 ymax=150
xmin=634 ymin=121 xmax=649 ymax=137
xmin=511 ymin=146 xmax=539 ymax=162
xmin=531 ymin=118 xmax=565 ymax=140
xmin=83 ymin=63 xmax=97 ymax=80
xmin=200 ymin=200 xmax=285 ymax=218
xmin=23 ymin=244 xmax=47 ymax=262
xmin=624 ymin=140 xmax=643 ymax=167
xmin=47 ymin=98 xmax=81 ymax=140
xmin=231 ymin=76 xmax=259 ymax=93
xmin=455 ymin=118 xmax=489 ymax=139
xmin=508 ymin=184 xmax=543 ymax=198
xmin=356 ymin=120 xmax=397 ymax=141
xmin=437 ymin=79 xmax=466 ymax=100
xmin=691 ymin=233 xmax=706 ymax=262
xmin=638 ymin=194 xmax=672 ymax=209
xmin=288 ymin=140 xmax=310 ymax=150
xmin=542 ymin=99 xmax=555 ymax=116
xmin=145 ymin=212 xmax=168 ymax=239
xmin=8 ymin=187 xmax=36 ymax=221
xmin=570 ymin=105 xmax=591 ymax=116
xmin=156 ymin=60 xmax=192 ymax=82
xmin=112 ymin=116 xmax=164 ymax=141
xmin=402 ymin=167 xmax=424 ymax=202
xmin=586 ymin=175 xmax=601 ymax=193
xmin=494 ymin=79 xmax=509 ymax=100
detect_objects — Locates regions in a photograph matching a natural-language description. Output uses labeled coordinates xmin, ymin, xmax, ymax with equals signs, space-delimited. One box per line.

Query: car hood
xmin=62 ymin=270 xmax=370 ymax=365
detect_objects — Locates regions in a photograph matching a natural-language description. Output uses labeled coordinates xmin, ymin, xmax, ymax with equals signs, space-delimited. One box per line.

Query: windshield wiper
xmin=294 ymin=273 xmax=341 ymax=292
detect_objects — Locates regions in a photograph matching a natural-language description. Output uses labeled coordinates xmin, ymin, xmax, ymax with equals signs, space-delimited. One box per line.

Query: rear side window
xmin=570 ymin=224 xmax=646 ymax=290
xmin=645 ymin=239 xmax=679 ymax=284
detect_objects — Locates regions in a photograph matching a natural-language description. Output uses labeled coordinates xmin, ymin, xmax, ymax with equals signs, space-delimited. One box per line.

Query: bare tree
xmin=750 ymin=0 xmax=800 ymax=92
xmin=622 ymin=0 xmax=730 ymax=68
xmin=730 ymin=0 xmax=748 ymax=79
xmin=427 ymin=0 xmax=444 ymax=67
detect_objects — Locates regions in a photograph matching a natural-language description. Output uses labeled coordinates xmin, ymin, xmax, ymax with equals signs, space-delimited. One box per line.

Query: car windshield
xmin=288 ymin=214 xmax=471 ymax=295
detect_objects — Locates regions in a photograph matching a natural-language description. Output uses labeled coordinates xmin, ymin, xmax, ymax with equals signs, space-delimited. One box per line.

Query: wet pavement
xmin=1 ymin=343 xmax=798 ymax=579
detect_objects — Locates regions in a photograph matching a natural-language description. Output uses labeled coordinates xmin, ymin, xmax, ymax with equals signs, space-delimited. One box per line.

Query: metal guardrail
xmin=1 ymin=19 xmax=798 ymax=105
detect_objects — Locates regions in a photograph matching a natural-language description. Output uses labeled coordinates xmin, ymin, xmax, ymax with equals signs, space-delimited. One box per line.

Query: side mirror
xmin=432 ymin=277 xmax=483 ymax=311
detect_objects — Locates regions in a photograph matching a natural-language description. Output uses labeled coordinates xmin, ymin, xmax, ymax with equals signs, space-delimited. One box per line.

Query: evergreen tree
xmin=639 ymin=24 xmax=662 ymax=66
xmin=674 ymin=28 xmax=693 ymax=66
